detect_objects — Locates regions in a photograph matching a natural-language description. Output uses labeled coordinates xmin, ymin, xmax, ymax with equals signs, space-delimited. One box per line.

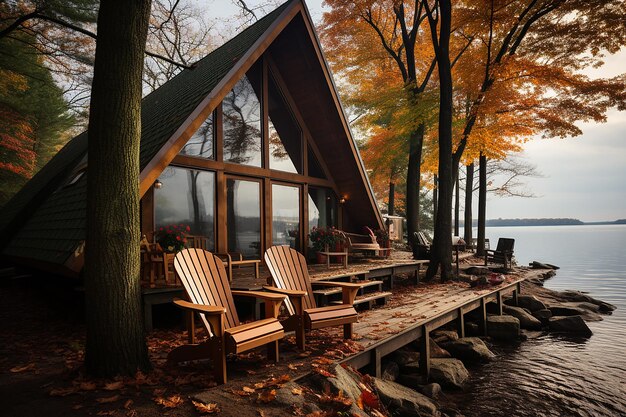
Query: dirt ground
xmin=0 ymin=273 xmax=368 ymax=417
xmin=1 ymin=254 xmax=498 ymax=417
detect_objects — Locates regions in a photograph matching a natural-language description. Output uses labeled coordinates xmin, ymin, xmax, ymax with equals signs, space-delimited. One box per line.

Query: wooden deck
xmin=141 ymin=253 xmax=440 ymax=331
xmin=339 ymin=272 xmax=531 ymax=380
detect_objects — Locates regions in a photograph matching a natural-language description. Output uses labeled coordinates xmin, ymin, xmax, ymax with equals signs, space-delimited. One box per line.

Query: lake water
xmin=447 ymin=225 xmax=626 ymax=417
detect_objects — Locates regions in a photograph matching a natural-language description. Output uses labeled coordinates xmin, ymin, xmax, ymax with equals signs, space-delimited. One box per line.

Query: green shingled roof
xmin=1 ymin=1 xmax=292 ymax=268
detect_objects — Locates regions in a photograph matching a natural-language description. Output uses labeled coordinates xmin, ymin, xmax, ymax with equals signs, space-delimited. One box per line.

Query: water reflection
xmin=448 ymin=225 xmax=626 ymax=417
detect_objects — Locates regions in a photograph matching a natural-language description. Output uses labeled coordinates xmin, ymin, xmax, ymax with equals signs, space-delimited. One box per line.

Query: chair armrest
xmin=173 ymin=298 xmax=226 ymax=315
xmin=231 ymin=290 xmax=287 ymax=302
xmin=215 ymin=252 xmax=232 ymax=264
xmin=263 ymin=286 xmax=305 ymax=316
xmin=232 ymin=291 xmax=286 ymax=318
xmin=263 ymin=286 xmax=307 ymax=297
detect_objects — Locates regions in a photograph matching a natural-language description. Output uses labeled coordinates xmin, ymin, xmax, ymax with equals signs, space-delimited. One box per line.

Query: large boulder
xmin=487 ymin=315 xmax=520 ymax=340
xmin=429 ymin=358 xmax=469 ymax=389
xmin=373 ymin=378 xmax=440 ymax=417
xmin=441 ymin=337 xmax=495 ymax=362
xmin=505 ymin=295 xmax=546 ymax=312
xmin=274 ymin=382 xmax=322 ymax=415
xmin=430 ymin=338 xmax=451 ymax=358
xmin=548 ymin=305 xmax=587 ymax=316
xmin=548 ymin=316 xmax=592 ymax=336
xmin=503 ymin=305 xmax=543 ymax=330
xmin=326 ymin=364 xmax=362 ymax=401
xmin=432 ymin=330 xmax=459 ymax=344
xmin=557 ymin=291 xmax=616 ymax=312
xmin=392 ymin=348 xmax=421 ymax=366
xmin=532 ymin=308 xmax=552 ymax=324
xmin=576 ymin=302 xmax=600 ymax=313
xmin=326 ymin=365 xmax=370 ymax=417
xmin=382 ymin=361 xmax=400 ymax=382
xmin=421 ymin=383 xmax=442 ymax=399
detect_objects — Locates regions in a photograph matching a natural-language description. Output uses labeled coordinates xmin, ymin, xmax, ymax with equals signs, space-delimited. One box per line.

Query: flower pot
xmin=316 ymin=251 xmax=327 ymax=264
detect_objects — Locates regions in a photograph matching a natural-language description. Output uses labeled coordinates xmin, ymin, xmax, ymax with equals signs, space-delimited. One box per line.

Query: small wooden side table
xmin=317 ymin=250 xmax=349 ymax=269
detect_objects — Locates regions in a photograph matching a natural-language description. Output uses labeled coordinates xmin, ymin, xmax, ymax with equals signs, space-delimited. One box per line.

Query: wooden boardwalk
xmin=339 ymin=271 xmax=537 ymax=380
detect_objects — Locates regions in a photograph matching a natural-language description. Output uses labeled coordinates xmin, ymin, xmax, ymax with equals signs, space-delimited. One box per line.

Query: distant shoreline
xmin=461 ymin=218 xmax=626 ymax=227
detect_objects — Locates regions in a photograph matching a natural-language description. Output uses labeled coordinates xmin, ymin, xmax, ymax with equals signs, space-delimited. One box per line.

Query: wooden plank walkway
xmin=339 ymin=271 xmax=536 ymax=380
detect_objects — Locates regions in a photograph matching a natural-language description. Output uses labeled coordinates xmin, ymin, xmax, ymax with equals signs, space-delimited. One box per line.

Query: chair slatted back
xmin=417 ymin=232 xmax=430 ymax=247
xmin=264 ymin=246 xmax=316 ymax=315
xmin=174 ymin=249 xmax=240 ymax=336
xmin=495 ymin=238 xmax=515 ymax=252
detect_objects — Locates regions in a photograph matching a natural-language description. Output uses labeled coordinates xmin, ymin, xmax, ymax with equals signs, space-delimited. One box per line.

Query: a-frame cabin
xmin=0 ymin=0 xmax=383 ymax=277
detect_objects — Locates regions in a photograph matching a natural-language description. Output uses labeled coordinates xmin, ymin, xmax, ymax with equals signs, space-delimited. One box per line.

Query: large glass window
xmin=308 ymin=187 xmax=337 ymax=247
xmin=268 ymin=74 xmax=302 ymax=173
xmin=272 ymin=184 xmax=300 ymax=250
xmin=222 ymin=71 xmax=262 ymax=167
xmin=227 ymin=178 xmax=261 ymax=259
xmin=155 ymin=166 xmax=215 ymax=250
xmin=179 ymin=111 xmax=214 ymax=159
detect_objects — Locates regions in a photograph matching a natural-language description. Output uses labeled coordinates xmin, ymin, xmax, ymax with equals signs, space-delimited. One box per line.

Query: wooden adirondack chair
xmin=411 ymin=231 xmax=431 ymax=260
xmin=168 ymin=248 xmax=286 ymax=384
xmin=484 ymin=238 xmax=515 ymax=269
xmin=263 ymin=245 xmax=362 ymax=350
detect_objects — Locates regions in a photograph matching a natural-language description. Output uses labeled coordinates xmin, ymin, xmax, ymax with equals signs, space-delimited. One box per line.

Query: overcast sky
xmin=208 ymin=0 xmax=626 ymax=222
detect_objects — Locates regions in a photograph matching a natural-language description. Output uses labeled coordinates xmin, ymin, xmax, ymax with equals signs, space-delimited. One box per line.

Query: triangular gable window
xmin=268 ymin=72 xmax=302 ymax=174
xmin=222 ymin=66 xmax=263 ymax=167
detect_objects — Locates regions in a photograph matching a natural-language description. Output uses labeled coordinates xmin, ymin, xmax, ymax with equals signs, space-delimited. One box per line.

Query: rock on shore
xmin=441 ymin=337 xmax=495 ymax=362
xmin=487 ymin=315 xmax=520 ymax=340
xmin=548 ymin=315 xmax=592 ymax=336
xmin=373 ymin=378 xmax=440 ymax=417
xmin=429 ymin=358 xmax=470 ymax=389
xmin=503 ymin=305 xmax=543 ymax=330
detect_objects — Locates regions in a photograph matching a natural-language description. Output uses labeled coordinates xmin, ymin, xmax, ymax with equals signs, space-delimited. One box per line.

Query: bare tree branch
xmin=1 ymin=11 xmax=194 ymax=70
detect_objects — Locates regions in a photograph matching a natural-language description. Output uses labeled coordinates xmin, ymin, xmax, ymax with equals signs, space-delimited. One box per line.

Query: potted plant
xmin=374 ymin=228 xmax=391 ymax=258
xmin=309 ymin=226 xmax=345 ymax=263
xmin=155 ymin=224 xmax=190 ymax=253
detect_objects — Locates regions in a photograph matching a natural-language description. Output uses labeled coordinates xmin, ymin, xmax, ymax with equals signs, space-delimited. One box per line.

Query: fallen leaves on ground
xmin=79 ymin=381 xmax=97 ymax=391
xmin=49 ymin=387 xmax=77 ymax=397
xmin=256 ymin=389 xmax=276 ymax=403
xmin=192 ymin=400 xmax=220 ymax=414
xmin=318 ymin=389 xmax=352 ymax=411
xmin=103 ymin=381 xmax=125 ymax=391
xmin=95 ymin=394 xmax=120 ymax=404
xmin=291 ymin=387 xmax=303 ymax=395
xmin=154 ymin=394 xmax=184 ymax=408
xmin=10 ymin=363 xmax=35 ymax=373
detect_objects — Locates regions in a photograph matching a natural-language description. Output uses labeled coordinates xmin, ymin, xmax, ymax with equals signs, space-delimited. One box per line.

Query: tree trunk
xmin=85 ymin=0 xmax=152 ymax=377
xmin=388 ymin=181 xmax=395 ymax=216
xmin=464 ymin=162 xmax=474 ymax=247
xmin=432 ymin=174 xmax=438 ymax=225
xmin=406 ymin=124 xmax=424 ymax=247
xmin=454 ymin=171 xmax=460 ymax=236
xmin=477 ymin=153 xmax=487 ymax=256
xmin=426 ymin=0 xmax=453 ymax=281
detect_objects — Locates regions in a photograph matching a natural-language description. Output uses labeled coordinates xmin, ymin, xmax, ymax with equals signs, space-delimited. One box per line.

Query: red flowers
xmin=155 ymin=223 xmax=191 ymax=253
